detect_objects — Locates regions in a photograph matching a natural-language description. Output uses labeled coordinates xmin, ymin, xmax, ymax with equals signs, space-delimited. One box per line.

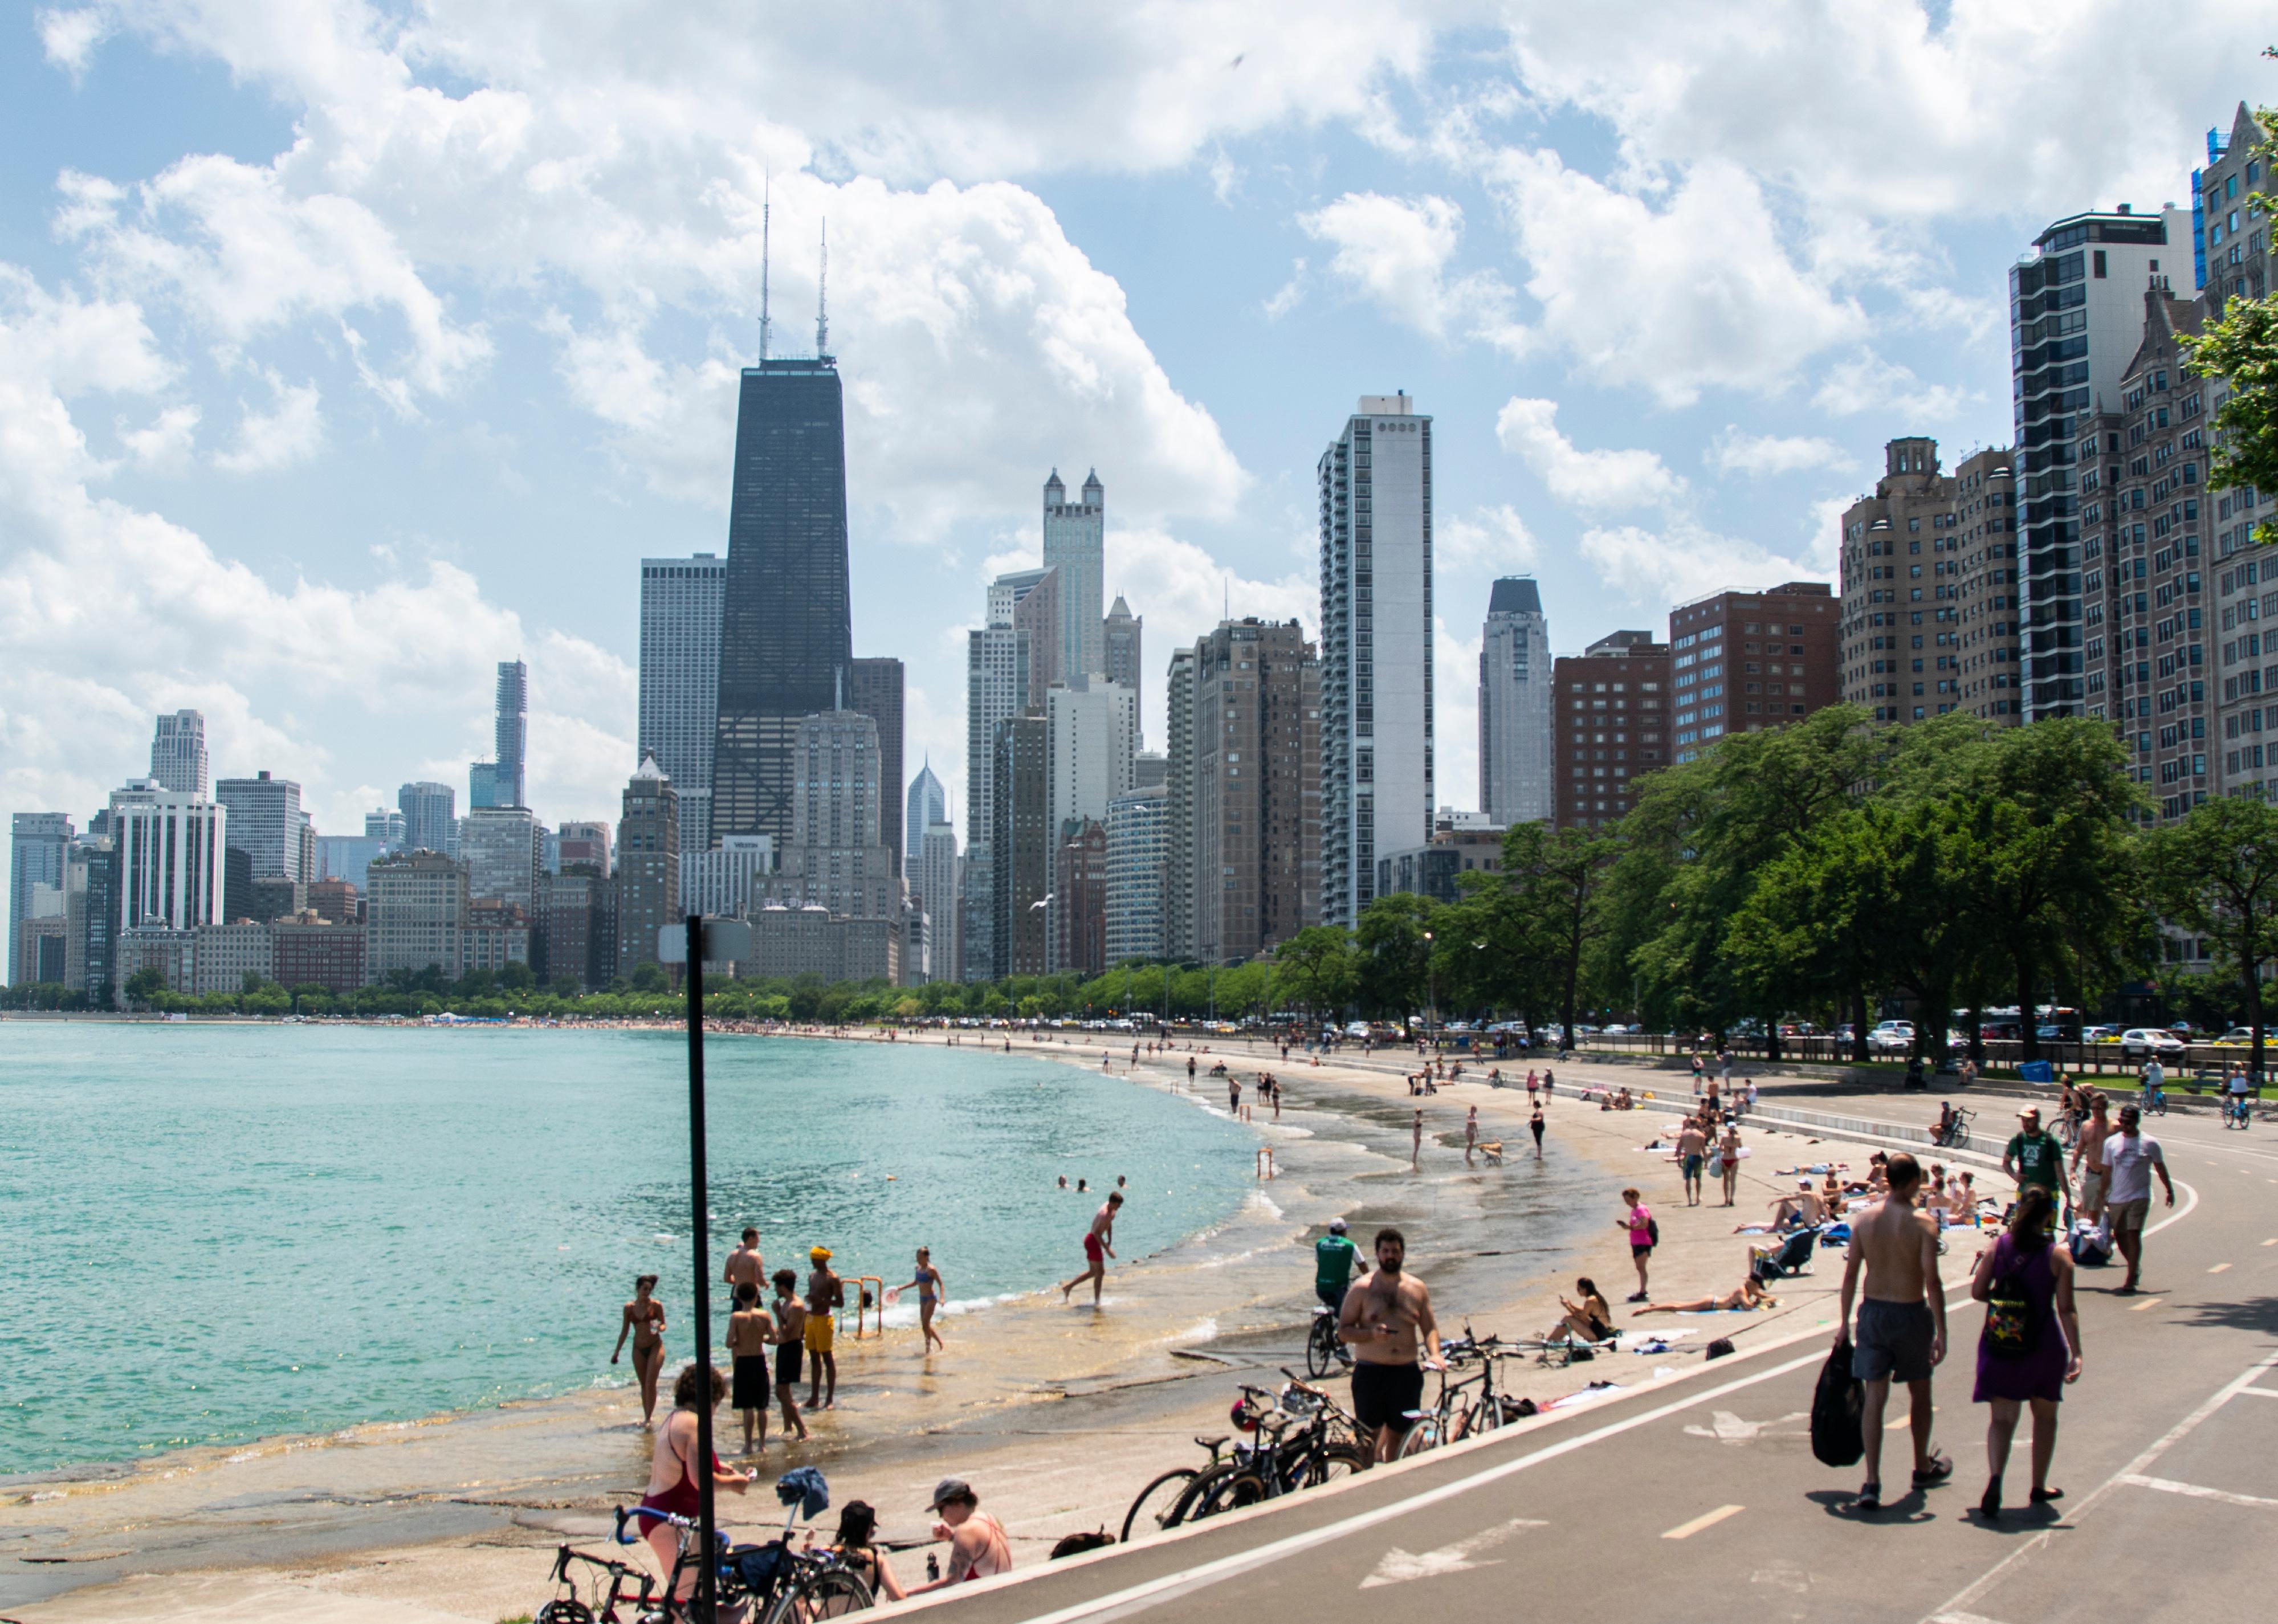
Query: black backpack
xmin=1050 ymin=1530 xmax=1115 ymax=1561
xmin=1810 ymin=1340 xmax=1865 ymax=1467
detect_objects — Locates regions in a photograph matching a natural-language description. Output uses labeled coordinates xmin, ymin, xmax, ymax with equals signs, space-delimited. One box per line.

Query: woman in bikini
xmin=610 ymin=1274 xmax=668 ymax=1425
xmin=893 ymin=1247 xmax=947 ymax=1353
xmin=1547 ymin=1277 xmax=1614 ymax=1345
xmin=1633 ymin=1275 xmax=1778 ymax=1315
xmin=632 ymin=1364 xmax=751 ymax=1602
xmin=909 ymin=1478 xmax=1012 ymax=1593
xmin=830 ymin=1500 xmax=909 ymax=1602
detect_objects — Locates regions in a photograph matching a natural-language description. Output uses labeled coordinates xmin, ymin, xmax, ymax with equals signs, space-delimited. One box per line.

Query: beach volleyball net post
xmin=661 ymin=914 xmax=752 ymax=1624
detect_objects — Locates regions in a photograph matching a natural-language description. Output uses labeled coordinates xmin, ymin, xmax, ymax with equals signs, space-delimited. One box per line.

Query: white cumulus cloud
xmin=1495 ymin=397 xmax=1686 ymax=511
xmin=1705 ymin=426 xmax=1852 ymax=478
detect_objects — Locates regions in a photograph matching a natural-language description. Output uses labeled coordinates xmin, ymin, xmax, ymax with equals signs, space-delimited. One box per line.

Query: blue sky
xmin=2 ymin=2 xmax=2269 ymax=902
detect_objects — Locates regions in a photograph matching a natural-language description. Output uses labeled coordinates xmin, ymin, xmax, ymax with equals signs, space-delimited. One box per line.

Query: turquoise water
xmin=0 ymin=1025 xmax=1254 ymax=1474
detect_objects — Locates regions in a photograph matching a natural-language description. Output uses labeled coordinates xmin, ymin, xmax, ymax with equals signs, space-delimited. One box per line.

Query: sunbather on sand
xmin=1633 ymin=1276 xmax=1778 ymax=1315
xmin=1545 ymin=1277 xmax=1615 ymax=1344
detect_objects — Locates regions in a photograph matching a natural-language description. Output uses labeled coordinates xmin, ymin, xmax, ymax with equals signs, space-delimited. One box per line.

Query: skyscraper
xmin=398 ymin=781 xmax=455 ymax=856
xmin=1042 ymin=469 xmax=1105 ymax=680
xmin=1163 ymin=646 xmax=1196 ymax=961
xmin=906 ymin=760 xmax=947 ymax=871
xmin=1319 ymin=393 xmax=1434 ymax=928
xmin=846 ymin=658 xmax=905 ymax=875
xmin=2011 ymin=205 xmax=2187 ymax=721
xmin=639 ymin=552 xmax=726 ymax=856
xmin=991 ymin=716 xmax=1049 ymax=979
xmin=149 ymin=709 xmax=209 ymax=797
xmin=1669 ymin=583 xmax=1837 ymax=759
xmin=10 ymin=813 xmax=74 ymax=986
xmin=215 ymin=770 xmax=307 ymax=883
xmin=712 ymin=357 xmax=853 ymax=847
xmin=1044 ymin=677 xmax=1137 ymax=971
xmin=365 ymin=807 xmax=407 ymax=845
xmin=616 ymin=752 xmax=680 ymax=982
xmin=915 ymin=821 xmax=960 ymax=984
xmin=963 ymin=569 xmax=1040 ymax=981
xmin=1478 ymin=577 xmax=1552 ymax=826
xmin=115 ymin=789 xmax=226 ymax=932
xmin=1190 ymin=619 xmax=1321 ymax=965
xmin=1013 ymin=567 xmax=1062 ymax=711
xmin=494 ymin=660 xmax=529 ymax=809
xmin=1103 ymin=595 xmax=1142 ymax=723
xmin=461 ymin=805 xmax=540 ymax=912
xmin=1104 ymin=786 xmax=1167 ymax=966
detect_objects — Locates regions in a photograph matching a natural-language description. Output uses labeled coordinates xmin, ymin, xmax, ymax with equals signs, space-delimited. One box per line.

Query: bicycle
xmin=2223 ymin=1092 xmax=2254 ymax=1131
xmin=1166 ymin=1379 xmax=1371 ymax=1525
xmin=536 ymin=1539 xmax=660 ymax=1623
xmin=2140 ymin=1086 xmax=2167 ymax=1116
xmin=1394 ymin=1333 xmax=1516 ymax=1459
xmin=582 ymin=1474 xmax=871 ymax=1624
xmin=1933 ymin=1107 xmax=1975 ymax=1149
xmin=1306 ymin=1304 xmax=1355 ymax=1378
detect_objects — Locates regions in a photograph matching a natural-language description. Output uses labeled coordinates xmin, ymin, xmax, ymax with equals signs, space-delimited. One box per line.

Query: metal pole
xmin=686 ymin=914 xmax=717 ymax=1623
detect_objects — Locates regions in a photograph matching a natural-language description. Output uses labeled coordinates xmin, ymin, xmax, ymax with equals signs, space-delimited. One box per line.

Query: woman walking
xmin=894 ymin=1247 xmax=948 ymax=1353
xmin=610 ymin=1274 xmax=668 ymax=1426
xmin=1969 ymin=1186 xmax=2082 ymax=1519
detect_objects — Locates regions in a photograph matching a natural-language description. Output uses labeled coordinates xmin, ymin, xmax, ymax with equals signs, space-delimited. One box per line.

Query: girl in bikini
xmin=892 ymin=1247 xmax=947 ymax=1353
xmin=610 ymin=1274 xmax=667 ymax=1425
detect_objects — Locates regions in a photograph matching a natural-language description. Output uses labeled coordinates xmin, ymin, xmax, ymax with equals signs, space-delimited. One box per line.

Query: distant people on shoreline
xmin=610 ymin=1274 xmax=667 ymax=1425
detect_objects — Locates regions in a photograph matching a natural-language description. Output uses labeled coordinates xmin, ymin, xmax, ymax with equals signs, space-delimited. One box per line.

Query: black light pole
xmin=685 ymin=913 xmax=718 ymax=1624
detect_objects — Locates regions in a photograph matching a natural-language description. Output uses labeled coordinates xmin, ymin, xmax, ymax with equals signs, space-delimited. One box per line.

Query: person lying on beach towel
xmin=1631 ymin=1276 xmax=1778 ymax=1315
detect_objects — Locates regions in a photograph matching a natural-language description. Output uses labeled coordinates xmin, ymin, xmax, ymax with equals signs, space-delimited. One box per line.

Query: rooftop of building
xmin=1488 ymin=576 xmax=1543 ymax=616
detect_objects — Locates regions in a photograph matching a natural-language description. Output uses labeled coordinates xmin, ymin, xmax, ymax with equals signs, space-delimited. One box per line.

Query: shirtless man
xmin=769 ymin=1270 xmax=811 ymax=1442
xmin=1676 ymin=1116 xmax=1709 ymax=1207
xmin=725 ymin=1227 xmax=765 ymax=1306
xmin=804 ymin=1247 xmax=845 ymax=1410
xmin=1411 ymin=1107 xmax=1424 ymax=1167
xmin=1465 ymin=1105 xmax=1479 ymax=1167
xmin=1836 ymin=1151 xmax=1950 ymax=1511
xmin=725 ymin=1282 xmax=776 ymax=1452
xmin=1059 ymin=1191 xmax=1122 ymax=1304
xmin=1336 ymin=1229 xmax=1444 ymax=1462
xmin=2071 ymin=1092 xmax=2113 ymax=1221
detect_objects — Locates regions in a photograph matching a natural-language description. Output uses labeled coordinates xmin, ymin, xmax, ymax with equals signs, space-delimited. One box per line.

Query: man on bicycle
xmin=2140 ymin=1058 xmax=2165 ymax=1112
xmin=2226 ymin=1066 xmax=2253 ymax=1127
xmin=1314 ymin=1218 xmax=1364 ymax=1313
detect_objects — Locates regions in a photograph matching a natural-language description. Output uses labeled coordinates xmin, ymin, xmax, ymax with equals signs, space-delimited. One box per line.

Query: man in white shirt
xmin=2101 ymin=1105 xmax=2174 ymax=1295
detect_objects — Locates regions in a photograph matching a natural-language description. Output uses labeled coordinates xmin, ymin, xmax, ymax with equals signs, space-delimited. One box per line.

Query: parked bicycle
xmin=1395 ymin=1331 xmax=1519 ymax=1459
xmin=1119 ymin=1375 xmax=1368 ymax=1541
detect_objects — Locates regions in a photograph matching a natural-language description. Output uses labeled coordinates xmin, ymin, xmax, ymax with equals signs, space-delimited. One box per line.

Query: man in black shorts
xmin=1835 ymin=1152 xmax=1948 ymax=1510
xmin=1336 ymin=1228 xmax=1443 ymax=1462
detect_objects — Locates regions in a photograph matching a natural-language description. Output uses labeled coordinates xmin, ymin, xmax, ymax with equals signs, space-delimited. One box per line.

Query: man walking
xmin=2070 ymin=1093 xmax=2113 ymax=1221
xmin=1059 ymin=1190 xmax=1122 ymax=1304
xmin=804 ymin=1246 xmax=844 ymax=1410
xmin=2102 ymin=1105 xmax=2174 ymax=1295
xmin=1336 ymin=1229 xmax=1442 ymax=1462
xmin=2002 ymin=1107 xmax=2071 ymax=1204
xmin=1677 ymin=1115 xmax=1708 ymax=1207
xmin=1836 ymin=1151 xmax=1950 ymax=1511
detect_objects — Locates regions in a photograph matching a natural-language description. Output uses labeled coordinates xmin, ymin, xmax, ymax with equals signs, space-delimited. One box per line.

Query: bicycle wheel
xmin=1302 ymin=1442 xmax=1372 ymax=1487
xmin=1163 ymin=1463 xmax=1235 ymax=1528
xmin=1306 ymin=1316 xmax=1338 ymax=1379
xmin=535 ymin=1602 xmax=594 ymax=1624
xmin=1395 ymin=1419 xmax=1442 ymax=1460
xmin=1121 ymin=1468 xmax=1199 ymax=1544
xmin=1190 ymin=1471 xmax=1269 ymax=1519
xmin=763 ymin=1566 xmax=874 ymax=1624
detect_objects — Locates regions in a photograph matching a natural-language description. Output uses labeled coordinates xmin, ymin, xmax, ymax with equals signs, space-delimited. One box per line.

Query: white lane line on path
xmin=2239 ymin=1388 xmax=2278 ymax=1399
xmin=2119 ymin=1474 xmax=2278 ymax=1508
xmin=1926 ymin=1614 xmax=2014 ymax=1624
xmin=2208 ymin=1263 xmax=2232 ymax=1274
xmin=2130 ymin=1297 xmax=2165 ymax=1311
xmin=996 ymin=1343 xmax=1833 ymax=1624
xmin=1661 ymin=1504 xmax=1744 ymax=1540
xmin=1920 ymin=1349 xmax=2278 ymax=1624
xmin=1356 ymin=1518 xmax=1546 ymax=1588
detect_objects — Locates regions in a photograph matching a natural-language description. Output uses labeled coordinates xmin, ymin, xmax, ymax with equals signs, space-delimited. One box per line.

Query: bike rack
xmin=849 ymin=1276 xmax=886 ymax=1339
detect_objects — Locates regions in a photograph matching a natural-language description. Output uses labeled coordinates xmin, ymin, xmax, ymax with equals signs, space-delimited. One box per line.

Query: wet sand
xmin=3 ymin=1038 xmax=1938 ymax=1622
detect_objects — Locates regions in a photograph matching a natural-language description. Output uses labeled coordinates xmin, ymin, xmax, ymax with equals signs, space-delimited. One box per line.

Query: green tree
xmin=2183 ymin=107 xmax=2278 ymax=546
xmin=124 ymin=966 xmax=166 ymax=1007
xmin=2145 ymin=795 xmax=2278 ymax=1076
xmin=1270 ymin=926 xmax=1358 ymax=1025
xmin=1354 ymin=893 xmax=1434 ymax=1022
xmin=629 ymin=961 xmax=669 ymax=994
xmin=1506 ymin=822 xmax=1618 ymax=1046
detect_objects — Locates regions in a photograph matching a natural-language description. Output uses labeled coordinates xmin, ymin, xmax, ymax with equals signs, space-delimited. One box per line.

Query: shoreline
xmin=2 ymin=1036 xmax=1957 ymax=1621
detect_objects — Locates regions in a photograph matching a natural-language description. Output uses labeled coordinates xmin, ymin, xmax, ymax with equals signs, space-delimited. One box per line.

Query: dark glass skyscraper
xmin=711 ymin=357 xmax=853 ymax=848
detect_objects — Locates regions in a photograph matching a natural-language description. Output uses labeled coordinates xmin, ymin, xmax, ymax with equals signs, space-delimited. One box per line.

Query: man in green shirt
xmin=2002 ymin=1106 xmax=2071 ymax=1201
xmin=1315 ymin=1218 xmax=1365 ymax=1311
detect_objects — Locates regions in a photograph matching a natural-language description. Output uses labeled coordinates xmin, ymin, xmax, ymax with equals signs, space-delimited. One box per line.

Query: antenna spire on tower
xmin=816 ymin=218 xmax=830 ymax=357
xmin=759 ymin=172 xmax=772 ymax=363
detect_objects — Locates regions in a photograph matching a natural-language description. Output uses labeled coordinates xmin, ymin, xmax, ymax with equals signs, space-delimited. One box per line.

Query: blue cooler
xmin=2019 ymin=1060 xmax=2055 ymax=1084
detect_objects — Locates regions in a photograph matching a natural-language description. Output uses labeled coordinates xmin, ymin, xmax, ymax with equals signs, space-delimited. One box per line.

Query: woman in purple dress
xmin=1968 ymin=1185 xmax=2083 ymax=1519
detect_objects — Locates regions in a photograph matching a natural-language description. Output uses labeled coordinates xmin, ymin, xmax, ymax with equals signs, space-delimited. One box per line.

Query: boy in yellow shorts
xmin=804 ymin=1246 xmax=845 ymax=1410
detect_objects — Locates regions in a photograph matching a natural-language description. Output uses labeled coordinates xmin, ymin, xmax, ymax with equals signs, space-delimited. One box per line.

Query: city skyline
xmin=2 ymin=9 xmax=2270 ymax=916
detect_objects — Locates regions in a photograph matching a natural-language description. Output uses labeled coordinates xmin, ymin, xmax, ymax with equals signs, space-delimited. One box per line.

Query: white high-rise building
xmin=1478 ymin=576 xmax=1551 ymax=826
xmin=2011 ymin=206 xmax=2189 ymax=721
xmin=149 ymin=709 xmax=209 ymax=798
xmin=963 ymin=569 xmax=1042 ymax=981
xmin=115 ymin=788 xmax=226 ymax=933
xmin=1045 ymin=676 xmax=1135 ymax=970
xmin=461 ymin=805 xmax=540 ymax=913
xmin=398 ymin=782 xmax=455 ymax=857
xmin=682 ymin=834 xmax=775 ymax=919
xmin=639 ymin=553 xmax=727 ymax=855
xmin=1042 ymin=469 xmax=1105 ymax=680
xmin=915 ymin=822 xmax=960 ymax=983
xmin=1319 ymin=393 xmax=1434 ymax=927
xmin=1105 ymin=785 xmax=1167 ymax=965
xmin=905 ymin=761 xmax=946 ymax=871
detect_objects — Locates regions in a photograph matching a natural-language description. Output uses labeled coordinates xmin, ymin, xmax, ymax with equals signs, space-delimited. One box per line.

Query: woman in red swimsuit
xmin=635 ymin=1364 xmax=751 ymax=1600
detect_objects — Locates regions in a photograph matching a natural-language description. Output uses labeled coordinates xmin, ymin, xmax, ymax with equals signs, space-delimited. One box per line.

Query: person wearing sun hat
xmin=803 ymin=1246 xmax=844 ymax=1410
xmin=908 ymin=1477 xmax=1010 ymax=1592
xmin=2001 ymin=1107 xmax=2069 ymax=1203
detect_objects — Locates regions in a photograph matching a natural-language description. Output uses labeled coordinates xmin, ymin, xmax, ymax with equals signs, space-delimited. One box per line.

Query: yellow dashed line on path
xmin=2209 ymin=1263 xmax=2232 ymax=1274
xmin=1662 ymin=1504 xmax=1745 ymax=1540
xmin=2132 ymin=1296 xmax=2165 ymax=1312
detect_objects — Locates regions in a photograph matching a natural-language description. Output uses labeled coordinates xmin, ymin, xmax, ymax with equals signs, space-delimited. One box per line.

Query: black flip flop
xmin=2030 ymin=1486 xmax=2064 ymax=1504
xmin=1854 ymin=1483 xmax=1882 ymax=1512
xmin=1913 ymin=1454 xmax=1954 ymax=1488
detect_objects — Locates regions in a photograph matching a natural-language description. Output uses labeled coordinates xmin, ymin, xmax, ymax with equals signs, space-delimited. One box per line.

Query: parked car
xmin=2080 ymin=1025 xmax=2119 ymax=1044
xmin=2213 ymin=1027 xmax=2262 ymax=1046
xmin=2118 ymin=1027 xmax=2187 ymax=1061
xmin=1867 ymin=1019 xmax=1915 ymax=1054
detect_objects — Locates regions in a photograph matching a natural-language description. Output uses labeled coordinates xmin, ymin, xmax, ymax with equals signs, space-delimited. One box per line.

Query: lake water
xmin=0 ymin=1024 xmax=1256 ymax=1475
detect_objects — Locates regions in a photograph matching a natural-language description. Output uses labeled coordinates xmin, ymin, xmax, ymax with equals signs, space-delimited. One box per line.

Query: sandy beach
xmin=2 ymin=1032 xmax=1998 ymax=1623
